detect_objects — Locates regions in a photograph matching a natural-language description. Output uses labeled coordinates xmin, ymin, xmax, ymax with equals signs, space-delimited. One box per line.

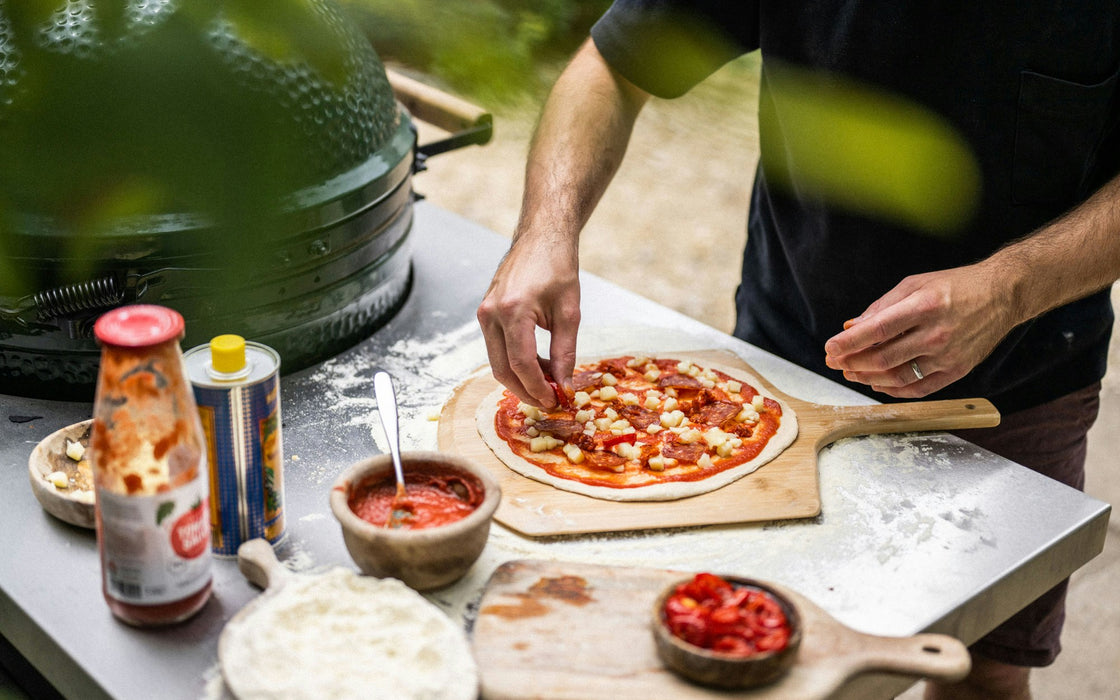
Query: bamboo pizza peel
xmin=437 ymin=349 xmax=999 ymax=537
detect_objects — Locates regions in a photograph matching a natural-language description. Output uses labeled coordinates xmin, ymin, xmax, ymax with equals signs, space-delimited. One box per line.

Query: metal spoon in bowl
xmin=373 ymin=371 xmax=412 ymax=528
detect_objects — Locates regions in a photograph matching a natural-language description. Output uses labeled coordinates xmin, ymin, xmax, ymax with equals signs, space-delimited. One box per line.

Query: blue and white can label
xmin=184 ymin=340 xmax=284 ymax=557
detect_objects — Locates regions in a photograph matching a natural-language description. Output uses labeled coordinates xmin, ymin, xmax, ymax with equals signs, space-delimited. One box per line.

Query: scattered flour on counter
xmin=303 ymin=322 xmax=487 ymax=452
xmin=221 ymin=568 xmax=477 ymax=700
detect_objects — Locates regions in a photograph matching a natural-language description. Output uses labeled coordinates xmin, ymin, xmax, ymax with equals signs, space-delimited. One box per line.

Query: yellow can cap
xmin=210 ymin=334 xmax=246 ymax=374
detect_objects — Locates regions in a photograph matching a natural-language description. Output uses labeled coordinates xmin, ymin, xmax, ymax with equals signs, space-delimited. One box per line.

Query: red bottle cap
xmin=94 ymin=305 xmax=185 ymax=347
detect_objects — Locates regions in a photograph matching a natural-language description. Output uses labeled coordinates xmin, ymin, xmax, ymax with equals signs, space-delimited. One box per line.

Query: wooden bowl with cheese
xmin=329 ymin=451 xmax=501 ymax=591
xmin=28 ymin=419 xmax=95 ymax=529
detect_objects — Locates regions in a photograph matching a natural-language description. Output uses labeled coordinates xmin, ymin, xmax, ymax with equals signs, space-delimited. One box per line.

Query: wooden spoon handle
xmin=815 ymin=398 xmax=1000 ymax=448
xmin=236 ymin=538 xmax=290 ymax=591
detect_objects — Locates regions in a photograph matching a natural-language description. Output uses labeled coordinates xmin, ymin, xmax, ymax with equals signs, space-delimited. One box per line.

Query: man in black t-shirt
xmin=477 ymin=3 xmax=1119 ymax=698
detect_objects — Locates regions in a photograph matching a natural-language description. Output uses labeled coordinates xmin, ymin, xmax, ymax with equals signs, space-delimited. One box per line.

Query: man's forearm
xmin=513 ymin=39 xmax=650 ymax=251
xmin=988 ymin=173 xmax=1120 ymax=326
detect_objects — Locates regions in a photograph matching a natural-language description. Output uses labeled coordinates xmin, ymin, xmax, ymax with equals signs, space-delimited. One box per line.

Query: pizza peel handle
xmin=803 ymin=397 xmax=1001 ymax=450
xmin=220 ymin=539 xmax=292 ymax=699
xmin=235 ymin=537 xmax=291 ymax=590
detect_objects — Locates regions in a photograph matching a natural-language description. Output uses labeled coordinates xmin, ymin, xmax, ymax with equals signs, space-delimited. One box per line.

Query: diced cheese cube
xmin=617 ymin=443 xmax=641 ymax=460
xmin=752 ymin=394 xmax=766 ymax=411
xmin=599 ymin=385 xmax=619 ymax=401
xmin=644 ymin=396 xmax=661 ymax=410
xmin=662 ymin=397 xmax=679 ymax=412
xmin=644 ymin=369 xmax=660 ymax=383
xmin=563 ymin=443 xmax=584 ymax=463
xmin=48 ymin=471 xmax=69 ymax=489
xmin=698 ymin=453 xmax=713 ymax=468
xmin=518 ymin=403 xmax=543 ymax=421
xmin=573 ymin=391 xmax=591 ymax=408
xmin=645 ymin=423 xmax=662 ymax=435
xmin=601 ymin=373 xmax=619 ymax=387
xmin=648 ymin=456 xmax=665 ymax=472
xmin=717 ymin=441 xmax=736 ymax=458
xmin=530 ymin=436 xmax=561 ymax=452
xmin=688 ymin=365 xmax=701 ymax=377
xmin=726 ymin=381 xmax=742 ymax=394
xmin=665 ymin=387 xmax=678 ymax=397
xmin=626 ymin=356 xmax=650 ymax=368
xmin=676 ymin=360 xmax=692 ymax=373
xmin=609 ymin=419 xmax=631 ymax=433
xmin=679 ymin=428 xmax=703 ymax=444
xmin=620 ymin=392 xmax=639 ymax=406
xmin=703 ymin=428 xmax=728 ymax=447
xmin=594 ymin=417 xmax=613 ymax=430
xmin=65 ymin=439 xmax=85 ymax=462
xmin=700 ymin=378 xmax=715 ymax=389
xmin=574 ymin=409 xmax=593 ymax=423
xmin=660 ymin=410 xmax=685 ymax=428
xmin=736 ymin=406 xmax=759 ymax=423
xmin=527 ymin=427 xmax=540 ymax=437
xmin=603 ymin=407 xmax=619 ymax=420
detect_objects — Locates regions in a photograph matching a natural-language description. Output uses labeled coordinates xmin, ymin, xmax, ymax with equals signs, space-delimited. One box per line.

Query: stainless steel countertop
xmin=0 ymin=202 xmax=1110 ymax=700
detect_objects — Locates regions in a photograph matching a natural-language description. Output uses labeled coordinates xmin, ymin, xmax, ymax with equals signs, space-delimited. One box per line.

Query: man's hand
xmin=823 ymin=263 xmax=1018 ymax=398
xmin=475 ymin=38 xmax=649 ymax=409
xmin=476 ymin=233 xmax=580 ymax=409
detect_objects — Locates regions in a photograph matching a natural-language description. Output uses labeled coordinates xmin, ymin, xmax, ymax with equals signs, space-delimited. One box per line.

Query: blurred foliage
xmin=0 ymin=0 xmax=398 ymax=298
xmin=339 ymin=0 xmax=613 ymax=104
xmin=761 ymin=63 xmax=981 ymax=236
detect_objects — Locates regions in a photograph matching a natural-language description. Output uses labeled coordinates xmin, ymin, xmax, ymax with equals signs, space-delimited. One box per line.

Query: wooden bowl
xmin=329 ymin=451 xmax=501 ymax=591
xmin=652 ymin=575 xmax=802 ymax=689
xmin=28 ymin=419 xmax=96 ymax=529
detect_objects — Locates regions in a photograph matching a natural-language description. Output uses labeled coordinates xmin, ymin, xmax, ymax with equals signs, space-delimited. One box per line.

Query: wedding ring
xmin=910 ymin=360 xmax=924 ymax=381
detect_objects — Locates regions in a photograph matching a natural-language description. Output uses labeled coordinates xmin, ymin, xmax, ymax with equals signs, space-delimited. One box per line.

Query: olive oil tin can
xmin=184 ymin=335 xmax=285 ymax=556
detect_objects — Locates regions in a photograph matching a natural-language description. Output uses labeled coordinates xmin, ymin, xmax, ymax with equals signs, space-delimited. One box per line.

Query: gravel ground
xmin=411 ymin=57 xmax=1119 ymax=700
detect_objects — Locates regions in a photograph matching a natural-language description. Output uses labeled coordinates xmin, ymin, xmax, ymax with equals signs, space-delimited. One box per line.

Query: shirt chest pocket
xmin=1013 ymin=65 xmax=1120 ymax=205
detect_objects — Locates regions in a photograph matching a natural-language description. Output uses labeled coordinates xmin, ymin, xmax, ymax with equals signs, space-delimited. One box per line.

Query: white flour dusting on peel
xmin=221 ymin=568 xmax=478 ymax=700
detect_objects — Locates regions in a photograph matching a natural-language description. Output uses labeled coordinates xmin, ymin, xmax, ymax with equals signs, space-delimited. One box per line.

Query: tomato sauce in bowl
xmin=348 ymin=467 xmax=483 ymax=530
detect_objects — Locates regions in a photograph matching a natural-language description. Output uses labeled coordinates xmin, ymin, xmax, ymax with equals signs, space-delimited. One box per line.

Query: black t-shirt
xmin=592 ymin=0 xmax=1120 ymax=413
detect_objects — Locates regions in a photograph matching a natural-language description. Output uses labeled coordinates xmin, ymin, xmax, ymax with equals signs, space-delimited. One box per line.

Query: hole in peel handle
xmin=854 ymin=633 xmax=972 ymax=683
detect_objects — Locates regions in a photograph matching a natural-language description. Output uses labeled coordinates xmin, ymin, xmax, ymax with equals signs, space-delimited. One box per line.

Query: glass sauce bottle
xmin=89 ymin=305 xmax=212 ymax=625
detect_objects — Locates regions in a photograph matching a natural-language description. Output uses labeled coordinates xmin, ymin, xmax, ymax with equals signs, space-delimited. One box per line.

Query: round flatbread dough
xmin=475 ymin=354 xmax=798 ymax=502
xmin=221 ymin=568 xmax=478 ymax=700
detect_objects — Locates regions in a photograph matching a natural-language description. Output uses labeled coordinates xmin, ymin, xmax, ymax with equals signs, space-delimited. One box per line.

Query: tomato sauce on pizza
xmin=490 ymin=355 xmax=785 ymax=491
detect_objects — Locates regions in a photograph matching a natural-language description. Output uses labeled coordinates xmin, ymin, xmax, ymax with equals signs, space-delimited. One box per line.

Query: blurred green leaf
xmin=760 ymin=63 xmax=981 ymax=236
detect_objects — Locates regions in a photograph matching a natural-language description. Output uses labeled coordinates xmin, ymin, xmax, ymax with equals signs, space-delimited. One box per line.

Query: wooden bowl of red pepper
xmin=652 ymin=572 xmax=802 ymax=689
xmin=330 ymin=451 xmax=501 ymax=591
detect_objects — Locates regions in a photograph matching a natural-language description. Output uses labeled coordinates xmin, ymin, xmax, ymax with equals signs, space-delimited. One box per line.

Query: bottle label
xmin=98 ymin=473 xmax=213 ymax=606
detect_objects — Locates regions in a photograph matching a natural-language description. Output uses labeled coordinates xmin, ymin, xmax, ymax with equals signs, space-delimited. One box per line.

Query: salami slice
xmin=661 ymin=442 xmax=706 ymax=464
xmin=585 ymin=450 xmax=626 ymax=471
xmin=534 ymin=418 xmax=584 ymax=440
xmin=658 ymin=374 xmax=704 ymax=391
xmin=571 ymin=370 xmax=604 ymax=392
xmin=618 ymin=405 xmax=660 ymax=430
xmin=695 ymin=401 xmax=740 ymax=425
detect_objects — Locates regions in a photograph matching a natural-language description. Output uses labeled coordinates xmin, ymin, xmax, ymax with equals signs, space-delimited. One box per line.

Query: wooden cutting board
xmin=472 ymin=559 xmax=970 ymax=700
xmin=438 ymin=349 xmax=999 ymax=537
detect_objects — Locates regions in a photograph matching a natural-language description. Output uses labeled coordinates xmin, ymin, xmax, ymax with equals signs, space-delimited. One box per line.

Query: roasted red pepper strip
xmin=600 ymin=433 xmax=637 ymax=448
xmin=547 ymin=379 xmax=572 ymax=410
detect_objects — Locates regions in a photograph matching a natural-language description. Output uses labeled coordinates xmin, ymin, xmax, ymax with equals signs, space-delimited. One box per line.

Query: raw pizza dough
xmin=475 ymin=354 xmax=798 ymax=502
xmin=221 ymin=568 xmax=478 ymax=700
